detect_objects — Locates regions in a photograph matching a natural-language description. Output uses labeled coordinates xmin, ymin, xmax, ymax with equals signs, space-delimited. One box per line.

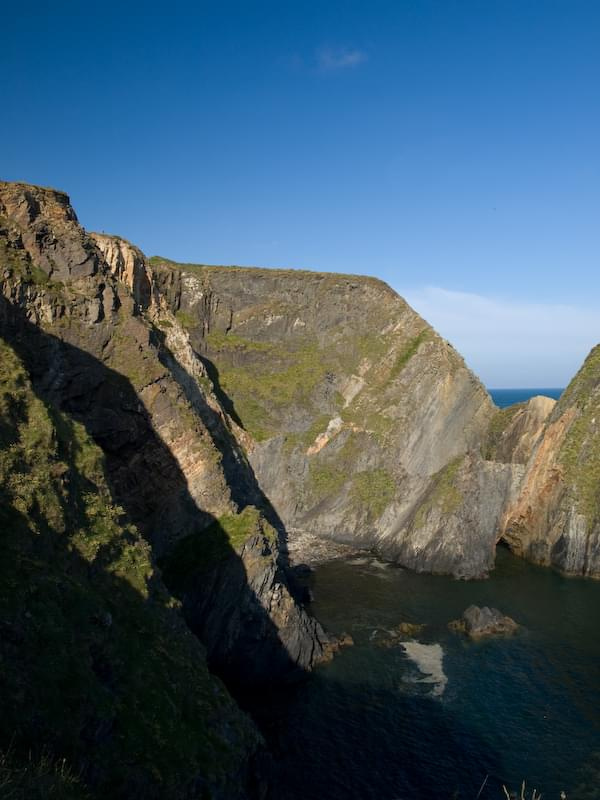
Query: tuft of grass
xmin=175 ymin=309 xmax=198 ymax=329
xmin=159 ymin=507 xmax=270 ymax=592
xmin=413 ymin=456 xmax=464 ymax=528
xmin=350 ymin=468 xmax=396 ymax=518
xmin=482 ymin=403 xmax=525 ymax=460
xmin=0 ymin=748 xmax=89 ymax=800
xmin=389 ymin=329 xmax=430 ymax=380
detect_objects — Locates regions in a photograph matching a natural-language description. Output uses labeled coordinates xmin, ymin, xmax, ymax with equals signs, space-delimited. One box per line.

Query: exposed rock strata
xmin=149 ymin=257 xmax=497 ymax=576
xmin=0 ymin=180 xmax=328 ymax=797
xmin=499 ymin=351 xmax=600 ymax=576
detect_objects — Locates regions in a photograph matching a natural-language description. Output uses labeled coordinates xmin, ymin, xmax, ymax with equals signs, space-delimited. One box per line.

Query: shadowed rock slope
xmin=0 ymin=180 xmax=329 ymax=798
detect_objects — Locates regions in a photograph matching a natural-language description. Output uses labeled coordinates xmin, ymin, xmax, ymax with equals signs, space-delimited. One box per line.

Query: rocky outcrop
xmin=450 ymin=606 xmax=519 ymax=638
xmin=0 ymin=180 xmax=330 ymax=797
xmin=149 ymin=257 xmax=496 ymax=576
xmin=499 ymin=348 xmax=600 ymax=576
xmin=0 ymin=338 xmax=262 ymax=799
xmin=161 ymin=508 xmax=330 ymax=686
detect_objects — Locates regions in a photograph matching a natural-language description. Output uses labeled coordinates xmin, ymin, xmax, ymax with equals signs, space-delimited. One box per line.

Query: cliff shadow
xmin=0 ymin=480 xmax=265 ymax=798
xmin=153 ymin=331 xmax=312 ymax=605
xmin=244 ymin=671 xmax=511 ymax=800
xmin=0 ymin=294 xmax=306 ymax=688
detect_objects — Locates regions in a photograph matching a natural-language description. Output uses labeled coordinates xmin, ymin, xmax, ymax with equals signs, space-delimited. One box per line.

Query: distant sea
xmin=488 ymin=387 xmax=564 ymax=408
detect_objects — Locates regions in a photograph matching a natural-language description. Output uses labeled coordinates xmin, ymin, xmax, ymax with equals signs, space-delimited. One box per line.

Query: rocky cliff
xmin=148 ymin=257 xmax=500 ymax=576
xmin=0 ymin=181 xmax=329 ymax=798
xmin=499 ymin=350 xmax=600 ymax=576
xmin=1 ymin=177 xmax=598 ymax=796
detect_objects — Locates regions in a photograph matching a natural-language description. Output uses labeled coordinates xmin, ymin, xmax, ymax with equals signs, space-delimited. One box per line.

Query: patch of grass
xmin=175 ymin=309 xmax=198 ymax=329
xmin=205 ymin=330 xmax=272 ymax=353
xmin=389 ymin=329 xmax=430 ymax=380
xmin=557 ymin=346 xmax=600 ymax=526
xmin=159 ymin=507 xmax=269 ymax=592
xmin=413 ymin=456 xmax=464 ymax=528
xmin=309 ymin=463 xmax=348 ymax=500
xmin=482 ymin=403 xmax=525 ymax=460
xmin=216 ymin=339 xmax=331 ymax=440
xmin=350 ymin=468 xmax=396 ymax=518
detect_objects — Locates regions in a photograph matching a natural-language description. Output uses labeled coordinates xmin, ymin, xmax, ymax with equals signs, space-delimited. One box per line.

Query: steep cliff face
xmin=0 ymin=180 xmax=329 ymax=797
xmin=499 ymin=349 xmax=600 ymax=576
xmin=0 ymin=339 xmax=261 ymax=799
xmin=149 ymin=257 xmax=496 ymax=575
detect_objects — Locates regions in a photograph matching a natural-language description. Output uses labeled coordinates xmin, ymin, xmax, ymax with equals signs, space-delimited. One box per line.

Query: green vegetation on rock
xmin=351 ymin=469 xmax=396 ymax=518
xmin=389 ymin=329 xmax=430 ymax=379
xmin=160 ymin=506 xmax=271 ymax=592
xmin=309 ymin=462 xmax=348 ymax=500
xmin=413 ymin=456 xmax=464 ymax=528
xmin=557 ymin=345 xmax=600 ymax=527
xmin=174 ymin=309 xmax=198 ymax=329
xmin=0 ymin=339 xmax=258 ymax=798
xmin=482 ymin=403 xmax=525 ymax=461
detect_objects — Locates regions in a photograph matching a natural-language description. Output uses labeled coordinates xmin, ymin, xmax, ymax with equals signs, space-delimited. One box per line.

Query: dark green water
xmin=251 ymin=548 xmax=600 ymax=799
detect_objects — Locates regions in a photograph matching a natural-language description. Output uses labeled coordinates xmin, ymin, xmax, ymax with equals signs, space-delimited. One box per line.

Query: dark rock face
xmin=181 ymin=530 xmax=331 ymax=686
xmin=450 ymin=605 xmax=519 ymax=638
xmin=0 ymin=180 xmax=328 ymax=798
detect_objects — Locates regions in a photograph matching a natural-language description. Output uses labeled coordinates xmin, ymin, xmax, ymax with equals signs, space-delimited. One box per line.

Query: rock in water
xmin=450 ymin=605 xmax=519 ymax=638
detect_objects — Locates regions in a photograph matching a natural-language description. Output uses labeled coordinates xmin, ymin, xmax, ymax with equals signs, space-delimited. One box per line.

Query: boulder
xmin=450 ymin=605 xmax=519 ymax=638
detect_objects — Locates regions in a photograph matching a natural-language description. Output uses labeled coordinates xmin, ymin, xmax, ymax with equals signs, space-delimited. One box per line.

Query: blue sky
xmin=2 ymin=0 xmax=599 ymax=386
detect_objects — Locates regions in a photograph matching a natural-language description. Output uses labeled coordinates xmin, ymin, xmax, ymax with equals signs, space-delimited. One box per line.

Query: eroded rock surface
xmin=149 ymin=257 xmax=497 ymax=577
xmin=499 ymin=350 xmax=600 ymax=576
xmin=450 ymin=605 xmax=519 ymax=638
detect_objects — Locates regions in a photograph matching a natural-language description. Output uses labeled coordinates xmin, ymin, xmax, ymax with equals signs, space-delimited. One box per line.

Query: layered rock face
xmin=0 ymin=181 xmax=328 ymax=797
xmin=2 ymin=176 xmax=599 ymax=796
xmin=499 ymin=350 xmax=600 ymax=576
xmin=149 ymin=258 xmax=497 ymax=575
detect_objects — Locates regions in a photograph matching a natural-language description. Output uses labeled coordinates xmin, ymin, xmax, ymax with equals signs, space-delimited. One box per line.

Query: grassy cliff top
xmin=148 ymin=254 xmax=396 ymax=293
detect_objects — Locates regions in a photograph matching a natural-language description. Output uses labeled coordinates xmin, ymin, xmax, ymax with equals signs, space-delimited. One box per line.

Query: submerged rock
xmin=449 ymin=605 xmax=519 ymax=638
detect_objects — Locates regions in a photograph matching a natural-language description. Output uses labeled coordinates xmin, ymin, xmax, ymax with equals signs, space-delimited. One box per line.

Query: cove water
xmin=489 ymin=388 xmax=564 ymax=408
xmin=247 ymin=548 xmax=600 ymax=800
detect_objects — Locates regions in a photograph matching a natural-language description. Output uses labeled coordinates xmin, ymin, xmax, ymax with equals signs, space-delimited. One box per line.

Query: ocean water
xmin=489 ymin=388 xmax=564 ymax=408
xmin=248 ymin=548 xmax=600 ymax=800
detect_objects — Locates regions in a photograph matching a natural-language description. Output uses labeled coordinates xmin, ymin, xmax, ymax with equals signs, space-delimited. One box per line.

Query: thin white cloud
xmin=316 ymin=46 xmax=368 ymax=72
xmin=400 ymin=286 xmax=599 ymax=388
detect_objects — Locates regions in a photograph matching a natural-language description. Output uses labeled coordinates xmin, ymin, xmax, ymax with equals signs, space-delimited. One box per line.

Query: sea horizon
xmin=488 ymin=387 xmax=564 ymax=408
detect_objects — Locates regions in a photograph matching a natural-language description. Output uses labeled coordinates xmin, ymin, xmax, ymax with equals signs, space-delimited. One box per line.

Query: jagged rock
xmin=0 ymin=180 xmax=331 ymax=796
xmin=498 ymin=349 xmax=600 ymax=577
xmin=149 ymin=256 xmax=496 ymax=577
xmin=449 ymin=605 xmax=519 ymax=638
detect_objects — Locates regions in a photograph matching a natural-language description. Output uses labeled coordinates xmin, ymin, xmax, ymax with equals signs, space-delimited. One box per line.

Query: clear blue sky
xmin=2 ymin=1 xmax=599 ymax=386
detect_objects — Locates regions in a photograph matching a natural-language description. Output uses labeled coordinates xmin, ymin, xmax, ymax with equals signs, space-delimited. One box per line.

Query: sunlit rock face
xmin=499 ymin=348 xmax=600 ymax=577
xmin=149 ymin=257 xmax=499 ymax=577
